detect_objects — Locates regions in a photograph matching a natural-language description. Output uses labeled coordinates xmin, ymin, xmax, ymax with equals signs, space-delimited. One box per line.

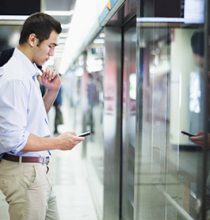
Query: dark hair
xmin=19 ymin=12 xmax=62 ymax=44
xmin=191 ymin=31 xmax=204 ymax=57
xmin=0 ymin=48 xmax=14 ymax=67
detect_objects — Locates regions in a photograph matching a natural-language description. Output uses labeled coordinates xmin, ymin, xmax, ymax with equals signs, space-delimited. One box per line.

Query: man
xmin=188 ymin=31 xmax=206 ymax=137
xmin=86 ymin=73 xmax=98 ymax=134
xmin=188 ymin=31 xmax=210 ymax=219
xmin=189 ymin=31 xmax=210 ymax=146
xmin=0 ymin=13 xmax=84 ymax=220
xmin=53 ymin=87 xmax=63 ymax=135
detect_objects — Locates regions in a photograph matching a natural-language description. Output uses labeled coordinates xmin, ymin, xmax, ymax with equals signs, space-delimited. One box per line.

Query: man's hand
xmin=55 ymin=132 xmax=85 ymax=150
xmin=39 ymin=68 xmax=61 ymax=91
xmin=38 ymin=68 xmax=62 ymax=112
xmin=23 ymin=132 xmax=85 ymax=152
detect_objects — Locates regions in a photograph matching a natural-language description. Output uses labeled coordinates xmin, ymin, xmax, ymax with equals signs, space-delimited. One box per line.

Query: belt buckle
xmin=42 ymin=157 xmax=49 ymax=165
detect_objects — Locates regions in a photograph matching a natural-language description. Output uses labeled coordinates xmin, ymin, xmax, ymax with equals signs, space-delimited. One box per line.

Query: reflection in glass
xmin=135 ymin=25 xmax=208 ymax=220
xmin=122 ymin=25 xmax=136 ymax=220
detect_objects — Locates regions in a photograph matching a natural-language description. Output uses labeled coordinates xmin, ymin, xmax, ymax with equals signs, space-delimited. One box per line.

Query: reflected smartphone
xmin=78 ymin=131 xmax=91 ymax=137
xmin=181 ymin=130 xmax=195 ymax=137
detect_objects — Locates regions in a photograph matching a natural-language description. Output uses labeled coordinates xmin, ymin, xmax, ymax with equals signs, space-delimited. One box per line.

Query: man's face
xmin=33 ymin=31 xmax=59 ymax=66
xmin=193 ymin=54 xmax=205 ymax=70
xmin=193 ymin=47 xmax=210 ymax=72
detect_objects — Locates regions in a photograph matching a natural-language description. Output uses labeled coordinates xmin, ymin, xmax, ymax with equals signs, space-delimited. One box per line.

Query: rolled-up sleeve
xmin=0 ymin=79 xmax=30 ymax=154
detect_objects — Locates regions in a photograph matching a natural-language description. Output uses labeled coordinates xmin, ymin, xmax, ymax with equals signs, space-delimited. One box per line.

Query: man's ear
xmin=28 ymin=33 xmax=38 ymax=47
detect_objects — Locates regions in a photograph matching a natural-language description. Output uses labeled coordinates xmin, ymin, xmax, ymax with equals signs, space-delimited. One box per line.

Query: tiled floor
xmin=48 ymin=90 xmax=98 ymax=220
xmin=50 ymin=148 xmax=98 ymax=220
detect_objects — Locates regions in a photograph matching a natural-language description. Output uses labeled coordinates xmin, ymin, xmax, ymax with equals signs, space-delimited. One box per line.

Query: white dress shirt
xmin=0 ymin=48 xmax=51 ymax=157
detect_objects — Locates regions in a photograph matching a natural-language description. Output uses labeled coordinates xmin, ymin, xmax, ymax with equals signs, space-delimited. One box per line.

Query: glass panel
xmin=122 ymin=24 xmax=136 ymax=219
xmin=135 ymin=0 xmax=208 ymax=219
xmin=82 ymin=42 xmax=105 ymax=219
xmin=136 ymin=25 xmax=206 ymax=220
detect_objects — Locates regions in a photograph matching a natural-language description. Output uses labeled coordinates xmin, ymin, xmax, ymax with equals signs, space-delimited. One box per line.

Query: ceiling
xmin=0 ymin=0 xmax=107 ymax=73
xmin=44 ymin=0 xmax=107 ymax=73
xmin=43 ymin=0 xmax=77 ymax=68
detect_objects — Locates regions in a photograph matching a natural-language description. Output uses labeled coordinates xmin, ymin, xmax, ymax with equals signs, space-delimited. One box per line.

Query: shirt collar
xmin=13 ymin=48 xmax=38 ymax=79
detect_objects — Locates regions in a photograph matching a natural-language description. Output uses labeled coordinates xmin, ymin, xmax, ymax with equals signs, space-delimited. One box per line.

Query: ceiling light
xmin=44 ymin=10 xmax=74 ymax=16
xmin=59 ymin=0 xmax=107 ymax=74
xmin=93 ymin=39 xmax=105 ymax=44
xmin=99 ymin=33 xmax=105 ymax=38
xmin=58 ymin=38 xmax=66 ymax=44
xmin=59 ymin=33 xmax=69 ymax=38
xmin=61 ymin=23 xmax=71 ymax=29
xmin=0 ymin=15 xmax=28 ymax=20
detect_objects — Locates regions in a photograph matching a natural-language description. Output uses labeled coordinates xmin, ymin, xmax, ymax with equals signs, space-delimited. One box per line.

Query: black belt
xmin=2 ymin=153 xmax=50 ymax=165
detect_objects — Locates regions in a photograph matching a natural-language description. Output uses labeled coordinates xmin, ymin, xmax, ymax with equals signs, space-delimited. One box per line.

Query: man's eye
xmin=48 ymin=45 xmax=55 ymax=49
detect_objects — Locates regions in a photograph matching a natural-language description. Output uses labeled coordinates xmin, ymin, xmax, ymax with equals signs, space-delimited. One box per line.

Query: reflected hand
xmin=190 ymin=131 xmax=209 ymax=147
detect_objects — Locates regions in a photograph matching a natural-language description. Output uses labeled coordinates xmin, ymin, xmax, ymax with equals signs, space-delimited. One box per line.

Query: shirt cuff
xmin=10 ymin=131 xmax=30 ymax=154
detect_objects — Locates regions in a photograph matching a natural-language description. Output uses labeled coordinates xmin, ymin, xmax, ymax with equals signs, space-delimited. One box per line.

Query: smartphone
xmin=78 ymin=131 xmax=91 ymax=137
xmin=181 ymin=130 xmax=195 ymax=137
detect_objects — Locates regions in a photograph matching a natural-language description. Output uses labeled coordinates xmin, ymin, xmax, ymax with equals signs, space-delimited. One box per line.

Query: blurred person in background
xmin=86 ymin=73 xmax=98 ymax=134
xmin=189 ymin=31 xmax=210 ymax=146
xmin=53 ymin=87 xmax=63 ymax=135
